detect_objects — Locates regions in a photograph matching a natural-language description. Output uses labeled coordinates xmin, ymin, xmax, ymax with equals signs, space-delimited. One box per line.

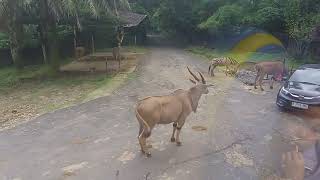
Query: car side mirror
xmin=282 ymin=76 xmax=288 ymax=81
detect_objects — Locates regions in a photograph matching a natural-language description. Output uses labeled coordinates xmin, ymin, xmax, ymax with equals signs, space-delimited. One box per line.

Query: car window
xmin=290 ymin=69 xmax=320 ymax=85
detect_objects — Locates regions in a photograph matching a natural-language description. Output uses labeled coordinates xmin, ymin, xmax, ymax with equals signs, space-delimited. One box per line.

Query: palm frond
xmin=0 ymin=0 xmax=8 ymax=17
xmin=119 ymin=0 xmax=130 ymax=10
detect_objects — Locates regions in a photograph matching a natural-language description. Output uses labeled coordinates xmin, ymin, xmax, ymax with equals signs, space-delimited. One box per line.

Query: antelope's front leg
xmin=138 ymin=129 xmax=151 ymax=157
xmin=259 ymin=74 xmax=265 ymax=91
xmin=170 ymin=122 xmax=177 ymax=142
xmin=175 ymin=121 xmax=185 ymax=146
xmin=254 ymin=74 xmax=259 ymax=89
xmin=270 ymin=77 xmax=274 ymax=89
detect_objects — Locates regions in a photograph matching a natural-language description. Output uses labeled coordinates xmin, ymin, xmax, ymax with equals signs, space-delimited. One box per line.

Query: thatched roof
xmin=118 ymin=11 xmax=147 ymax=28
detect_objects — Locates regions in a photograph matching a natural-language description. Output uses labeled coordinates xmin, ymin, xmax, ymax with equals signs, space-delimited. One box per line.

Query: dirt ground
xmin=0 ymin=47 xmax=319 ymax=180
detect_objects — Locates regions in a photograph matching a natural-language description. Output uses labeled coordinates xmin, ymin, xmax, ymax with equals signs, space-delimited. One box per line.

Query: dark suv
xmin=277 ymin=64 xmax=320 ymax=110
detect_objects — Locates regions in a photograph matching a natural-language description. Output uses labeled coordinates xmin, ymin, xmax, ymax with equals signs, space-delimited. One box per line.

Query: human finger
xmin=292 ymin=151 xmax=299 ymax=160
xmin=286 ymin=152 xmax=292 ymax=161
xmin=297 ymin=152 xmax=303 ymax=161
xmin=282 ymin=153 xmax=287 ymax=162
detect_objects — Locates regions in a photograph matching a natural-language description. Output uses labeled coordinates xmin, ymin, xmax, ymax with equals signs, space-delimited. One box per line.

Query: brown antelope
xmin=112 ymin=43 xmax=121 ymax=69
xmin=254 ymin=61 xmax=286 ymax=91
xmin=75 ymin=47 xmax=86 ymax=60
xmin=208 ymin=57 xmax=239 ymax=76
xmin=135 ymin=67 xmax=212 ymax=157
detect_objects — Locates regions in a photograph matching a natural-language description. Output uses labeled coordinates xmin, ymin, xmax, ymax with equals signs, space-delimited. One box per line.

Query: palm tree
xmin=0 ymin=0 xmax=24 ymax=68
xmin=37 ymin=0 xmax=130 ymax=68
xmin=1 ymin=0 xmax=130 ymax=68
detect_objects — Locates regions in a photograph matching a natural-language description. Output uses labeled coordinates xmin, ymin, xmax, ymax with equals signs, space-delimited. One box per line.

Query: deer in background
xmin=135 ymin=67 xmax=212 ymax=157
xmin=112 ymin=26 xmax=125 ymax=70
xmin=208 ymin=57 xmax=239 ymax=76
xmin=112 ymin=43 xmax=121 ymax=69
xmin=75 ymin=47 xmax=86 ymax=60
xmin=254 ymin=61 xmax=287 ymax=91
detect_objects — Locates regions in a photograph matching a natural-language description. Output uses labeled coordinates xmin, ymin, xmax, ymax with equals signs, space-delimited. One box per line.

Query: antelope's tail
xmin=135 ymin=107 xmax=151 ymax=137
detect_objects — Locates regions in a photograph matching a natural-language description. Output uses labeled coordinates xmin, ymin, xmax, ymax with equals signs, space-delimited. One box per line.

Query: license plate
xmin=292 ymin=102 xmax=309 ymax=109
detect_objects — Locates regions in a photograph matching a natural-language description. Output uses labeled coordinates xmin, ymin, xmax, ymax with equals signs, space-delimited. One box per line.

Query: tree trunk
xmin=38 ymin=24 xmax=48 ymax=64
xmin=48 ymin=23 xmax=59 ymax=69
xmin=113 ymin=0 xmax=118 ymax=16
xmin=39 ymin=0 xmax=60 ymax=70
xmin=7 ymin=0 xmax=24 ymax=69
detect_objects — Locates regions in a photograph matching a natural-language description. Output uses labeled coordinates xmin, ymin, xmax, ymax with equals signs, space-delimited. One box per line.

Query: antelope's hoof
xmin=146 ymin=152 xmax=152 ymax=157
xmin=261 ymin=88 xmax=264 ymax=91
xmin=270 ymin=86 xmax=274 ymax=89
xmin=171 ymin=137 xmax=176 ymax=142
xmin=176 ymin=141 xmax=182 ymax=146
xmin=254 ymin=86 xmax=257 ymax=89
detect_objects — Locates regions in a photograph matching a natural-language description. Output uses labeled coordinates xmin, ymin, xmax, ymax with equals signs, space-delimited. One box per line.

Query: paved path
xmin=1 ymin=48 xmax=319 ymax=180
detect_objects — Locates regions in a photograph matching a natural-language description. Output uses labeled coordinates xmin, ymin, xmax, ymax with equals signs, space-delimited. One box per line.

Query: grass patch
xmin=0 ymin=65 xmax=55 ymax=90
xmin=96 ymin=45 xmax=148 ymax=54
xmin=125 ymin=45 xmax=148 ymax=53
xmin=186 ymin=46 xmax=227 ymax=60
xmin=0 ymin=57 xmax=75 ymax=91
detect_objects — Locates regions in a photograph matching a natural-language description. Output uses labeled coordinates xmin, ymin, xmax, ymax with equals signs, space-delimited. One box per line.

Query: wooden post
xmin=41 ymin=44 xmax=47 ymax=64
xmin=73 ymin=26 xmax=77 ymax=57
xmin=134 ymin=35 xmax=137 ymax=45
xmin=105 ymin=57 xmax=108 ymax=74
xmin=91 ymin=34 xmax=95 ymax=53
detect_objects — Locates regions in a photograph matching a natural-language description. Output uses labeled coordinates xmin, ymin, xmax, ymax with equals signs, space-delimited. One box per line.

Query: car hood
xmin=286 ymin=81 xmax=320 ymax=97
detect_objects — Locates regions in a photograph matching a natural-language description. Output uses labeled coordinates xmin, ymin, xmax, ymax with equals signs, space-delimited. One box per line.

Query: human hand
xmin=281 ymin=146 xmax=305 ymax=180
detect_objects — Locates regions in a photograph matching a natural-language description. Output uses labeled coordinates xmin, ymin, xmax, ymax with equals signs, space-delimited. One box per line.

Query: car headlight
xmin=280 ymin=87 xmax=289 ymax=96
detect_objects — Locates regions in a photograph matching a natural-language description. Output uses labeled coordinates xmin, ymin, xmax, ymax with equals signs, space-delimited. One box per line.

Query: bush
xmin=0 ymin=32 xmax=9 ymax=49
xmin=199 ymin=4 xmax=243 ymax=35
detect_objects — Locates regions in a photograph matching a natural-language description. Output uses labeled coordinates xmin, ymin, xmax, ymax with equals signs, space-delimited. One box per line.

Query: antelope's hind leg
xmin=270 ymin=77 xmax=274 ymax=89
xmin=171 ymin=122 xmax=177 ymax=142
xmin=254 ymin=74 xmax=259 ymax=89
xmin=259 ymin=73 xmax=265 ymax=91
xmin=175 ymin=121 xmax=185 ymax=146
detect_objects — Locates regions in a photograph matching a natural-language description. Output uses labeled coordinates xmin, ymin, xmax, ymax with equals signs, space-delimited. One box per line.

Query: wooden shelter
xmin=118 ymin=11 xmax=147 ymax=45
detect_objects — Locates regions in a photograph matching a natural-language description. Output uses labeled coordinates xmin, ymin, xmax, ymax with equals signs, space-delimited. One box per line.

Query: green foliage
xmin=0 ymin=32 xmax=9 ymax=49
xmin=0 ymin=65 xmax=55 ymax=89
xmin=186 ymin=46 xmax=227 ymax=60
xmin=23 ymin=25 xmax=40 ymax=48
xmin=156 ymin=0 xmax=198 ymax=39
xmin=247 ymin=6 xmax=285 ymax=33
xmin=274 ymin=0 xmax=320 ymax=43
xmin=131 ymin=2 xmax=147 ymax=14
xmin=199 ymin=4 xmax=243 ymax=35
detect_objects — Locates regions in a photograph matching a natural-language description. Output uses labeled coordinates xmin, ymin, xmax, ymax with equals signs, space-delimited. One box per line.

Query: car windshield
xmin=1 ymin=0 xmax=320 ymax=179
xmin=290 ymin=69 xmax=320 ymax=85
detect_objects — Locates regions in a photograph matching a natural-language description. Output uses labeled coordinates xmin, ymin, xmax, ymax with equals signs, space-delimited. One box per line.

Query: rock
xmin=236 ymin=70 xmax=257 ymax=86
xmin=62 ymin=161 xmax=88 ymax=175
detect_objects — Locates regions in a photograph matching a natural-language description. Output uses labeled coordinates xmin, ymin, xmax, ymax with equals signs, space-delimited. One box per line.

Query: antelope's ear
xmin=189 ymin=79 xmax=197 ymax=84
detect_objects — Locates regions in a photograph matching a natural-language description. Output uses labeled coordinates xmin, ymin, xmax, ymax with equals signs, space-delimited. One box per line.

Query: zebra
xmin=208 ymin=57 xmax=239 ymax=77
